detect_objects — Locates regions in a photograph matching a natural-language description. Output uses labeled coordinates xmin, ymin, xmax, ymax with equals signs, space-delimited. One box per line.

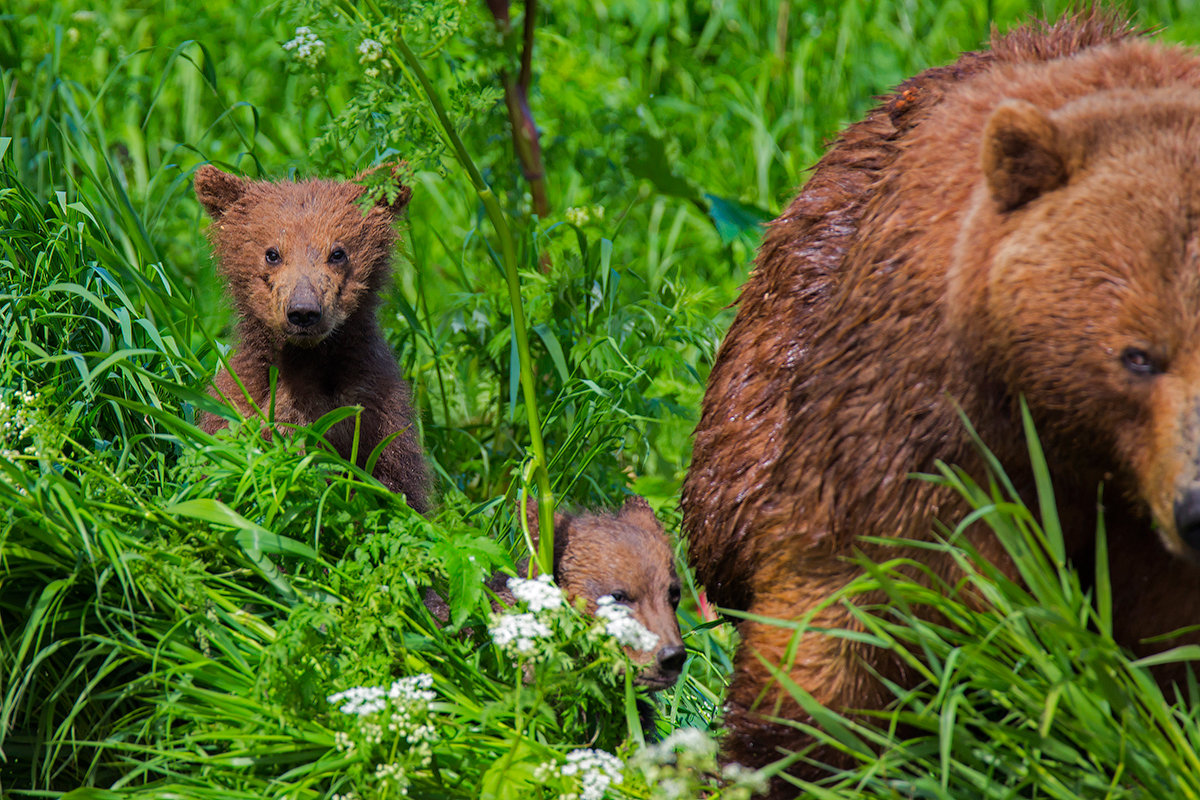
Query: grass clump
xmin=766 ymin=406 xmax=1200 ymax=798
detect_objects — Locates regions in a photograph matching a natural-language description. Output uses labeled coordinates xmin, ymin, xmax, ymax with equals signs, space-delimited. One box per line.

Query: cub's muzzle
xmin=286 ymin=281 xmax=322 ymax=329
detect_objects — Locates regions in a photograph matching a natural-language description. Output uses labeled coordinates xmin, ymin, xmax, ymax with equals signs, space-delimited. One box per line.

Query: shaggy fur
xmin=682 ymin=8 xmax=1200 ymax=786
xmin=195 ymin=165 xmax=429 ymax=512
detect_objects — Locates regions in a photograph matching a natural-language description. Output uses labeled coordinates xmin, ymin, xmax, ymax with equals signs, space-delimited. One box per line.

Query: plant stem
xmin=386 ymin=23 xmax=555 ymax=572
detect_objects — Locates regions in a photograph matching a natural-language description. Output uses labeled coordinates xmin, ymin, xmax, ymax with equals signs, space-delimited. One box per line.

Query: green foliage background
xmin=4 ymin=1 xmax=1200 ymax=798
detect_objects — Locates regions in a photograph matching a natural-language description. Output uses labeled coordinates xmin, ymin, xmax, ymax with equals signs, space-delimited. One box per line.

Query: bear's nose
xmin=657 ymin=645 xmax=686 ymax=676
xmin=287 ymin=304 xmax=322 ymax=328
xmin=1175 ymin=488 xmax=1200 ymax=551
xmin=287 ymin=284 xmax=322 ymax=328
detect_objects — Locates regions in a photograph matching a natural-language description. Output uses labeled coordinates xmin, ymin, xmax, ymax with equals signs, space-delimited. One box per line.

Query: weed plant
xmin=4 ymin=1 xmax=1200 ymax=798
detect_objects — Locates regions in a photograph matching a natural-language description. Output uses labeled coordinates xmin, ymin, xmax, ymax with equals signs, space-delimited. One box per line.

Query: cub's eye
xmin=668 ymin=586 xmax=681 ymax=608
xmin=329 ymin=247 xmax=347 ymax=264
xmin=265 ymin=247 xmax=281 ymax=265
xmin=607 ymin=590 xmax=631 ymax=604
xmin=1121 ymin=347 xmax=1162 ymax=376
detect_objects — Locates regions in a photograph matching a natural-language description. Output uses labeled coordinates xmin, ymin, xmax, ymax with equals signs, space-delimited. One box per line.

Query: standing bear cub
xmin=195 ymin=165 xmax=429 ymax=513
xmin=683 ymin=8 xmax=1200 ymax=784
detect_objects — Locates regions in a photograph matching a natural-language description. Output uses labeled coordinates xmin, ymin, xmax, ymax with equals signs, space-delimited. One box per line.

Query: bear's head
xmin=950 ymin=87 xmax=1200 ymax=560
xmin=194 ymin=164 xmax=411 ymax=347
xmin=525 ymin=497 xmax=686 ymax=690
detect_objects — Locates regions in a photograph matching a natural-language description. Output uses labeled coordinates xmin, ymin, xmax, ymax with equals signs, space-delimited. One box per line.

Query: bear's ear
xmin=354 ymin=161 xmax=413 ymax=215
xmin=618 ymin=495 xmax=663 ymax=533
xmin=981 ymin=100 xmax=1068 ymax=212
xmin=194 ymin=165 xmax=248 ymax=219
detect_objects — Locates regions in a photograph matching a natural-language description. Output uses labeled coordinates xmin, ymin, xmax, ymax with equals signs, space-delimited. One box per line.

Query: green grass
xmin=4 ymin=0 xmax=1200 ymax=797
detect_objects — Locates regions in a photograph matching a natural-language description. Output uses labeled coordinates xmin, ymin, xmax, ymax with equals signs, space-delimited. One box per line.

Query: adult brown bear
xmin=681 ymin=7 xmax=1200 ymax=784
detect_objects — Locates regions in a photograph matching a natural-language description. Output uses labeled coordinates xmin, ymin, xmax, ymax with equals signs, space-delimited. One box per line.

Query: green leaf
xmin=625 ymin=130 xmax=703 ymax=204
xmin=532 ymin=323 xmax=569 ymax=383
xmin=704 ymin=193 xmax=771 ymax=245
xmin=479 ymin=740 xmax=543 ymax=800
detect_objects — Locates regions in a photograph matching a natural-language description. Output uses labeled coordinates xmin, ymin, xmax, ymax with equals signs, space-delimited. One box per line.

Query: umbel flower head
xmin=595 ymin=595 xmax=659 ymax=651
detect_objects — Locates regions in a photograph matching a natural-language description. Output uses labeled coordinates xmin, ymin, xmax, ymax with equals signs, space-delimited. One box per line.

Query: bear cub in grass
xmin=510 ymin=497 xmax=687 ymax=690
xmin=683 ymin=8 xmax=1200 ymax=787
xmin=194 ymin=165 xmax=429 ymax=512
xmin=428 ymin=497 xmax=687 ymax=689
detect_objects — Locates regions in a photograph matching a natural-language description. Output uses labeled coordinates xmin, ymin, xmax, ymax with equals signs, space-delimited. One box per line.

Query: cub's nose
xmin=657 ymin=645 xmax=686 ymax=676
xmin=1174 ymin=486 xmax=1200 ymax=551
xmin=287 ymin=303 xmax=322 ymax=328
xmin=287 ymin=283 xmax=322 ymax=328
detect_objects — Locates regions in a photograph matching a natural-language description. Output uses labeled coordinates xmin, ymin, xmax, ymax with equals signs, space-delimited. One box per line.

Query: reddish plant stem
xmin=488 ymin=0 xmax=549 ymax=217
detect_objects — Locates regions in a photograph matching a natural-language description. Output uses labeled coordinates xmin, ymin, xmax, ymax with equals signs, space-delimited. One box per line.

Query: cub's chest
xmin=269 ymin=372 xmax=357 ymax=426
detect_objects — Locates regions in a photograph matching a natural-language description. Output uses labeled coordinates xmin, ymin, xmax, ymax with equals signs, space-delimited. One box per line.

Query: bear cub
xmin=509 ymin=496 xmax=687 ymax=690
xmin=194 ymin=165 xmax=429 ymax=512
xmin=427 ymin=497 xmax=687 ymax=689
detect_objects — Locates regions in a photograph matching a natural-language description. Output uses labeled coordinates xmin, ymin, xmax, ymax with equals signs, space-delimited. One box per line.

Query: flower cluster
xmin=490 ymin=611 xmax=552 ymax=657
xmin=564 ymin=205 xmax=606 ymax=227
xmin=326 ymin=674 xmax=438 ymax=797
xmin=595 ymin=596 xmax=659 ymax=651
xmin=634 ymin=728 xmax=768 ymax=800
xmin=557 ymin=748 xmax=625 ymax=800
xmin=283 ymin=26 xmax=325 ymax=69
xmin=0 ymin=390 xmax=39 ymax=462
xmin=328 ymin=674 xmax=436 ymax=717
xmin=507 ymin=573 xmax=564 ymax=612
xmin=356 ymin=37 xmax=391 ymax=78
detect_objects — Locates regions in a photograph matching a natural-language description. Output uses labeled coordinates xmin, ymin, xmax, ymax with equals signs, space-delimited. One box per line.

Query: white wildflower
xmin=507 ymin=573 xmax=564 ymax=612
xmin=560 ymin=748 xmax=624 ymax=800
xmin=357 ymin=38 xmax=383 ymax=63
xmin=361 ymin=721 xmax=383 ymax=744
xmin=595 ymin=596 xmax=659 ymax=651
xmin=327 ymin=674 xmax=436 ymax=718
xmin=565 ymin=206 xmax=605 ymax=226
xmin=490 ymin=611 xmax=552 ymax=656
xmin=283 ymin=26 xmax=326 ymax=68
xmin=327 ymin=685 xmax=388 ymax=716
xmin=644 ymin=726 xmax=717 ymax=764
xmin=387 ymin=673 xmax=436 ymax=705
xmin=722 ymin=762 xmax=770 ymax=794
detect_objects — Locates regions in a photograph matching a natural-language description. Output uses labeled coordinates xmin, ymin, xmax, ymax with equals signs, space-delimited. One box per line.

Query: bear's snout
xmin=1173 ymin=488 xmax=1200 ymax=552
xmin=286 ymin=280 xmax=323 ymax=330
xmin=656 ymin=644 xmax=686 ymax=676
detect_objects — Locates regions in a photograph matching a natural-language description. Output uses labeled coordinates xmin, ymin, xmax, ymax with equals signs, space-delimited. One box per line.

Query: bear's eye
xmin=329 ymin=247 xmax=347 ymax=264
xmin=1121 ymin=347 xmax=1162 ymax=376
xmin=668 ymin=585 xmax=681 ymax=608
xmin=265 ymin=247 xmax=281 ymax=265
xmin=607 ymin=590 xmax=631 ymax=604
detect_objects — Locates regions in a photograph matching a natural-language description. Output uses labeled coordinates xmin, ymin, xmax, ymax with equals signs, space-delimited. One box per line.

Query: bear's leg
xmin=722 ymin=566 xmax=894 ymax=792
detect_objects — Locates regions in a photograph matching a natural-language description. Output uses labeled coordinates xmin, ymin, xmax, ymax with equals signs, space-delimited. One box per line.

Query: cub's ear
xmin=355 ymin=161 xmax=412 ymax=215
xmin=981 ymin=100 xmax=1068 ymax=212
xmin=618 ymin=495 xmax=664 ymax=533
xmin=194 ymin=165 xmax=248 ymax=219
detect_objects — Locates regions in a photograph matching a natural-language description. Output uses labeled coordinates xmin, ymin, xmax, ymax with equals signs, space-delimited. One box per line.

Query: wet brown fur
xmin=682 ymin=8 xmax=1200 ymax=786
xmin=195 ymin=165 xmax=429 ymax=512
xmin=511 ymin=497 xmax=687 ymax=690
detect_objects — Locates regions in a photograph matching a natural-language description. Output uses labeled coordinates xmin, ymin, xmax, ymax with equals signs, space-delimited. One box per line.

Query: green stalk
xmin=377 ymin=13 xmax=555 ymax=572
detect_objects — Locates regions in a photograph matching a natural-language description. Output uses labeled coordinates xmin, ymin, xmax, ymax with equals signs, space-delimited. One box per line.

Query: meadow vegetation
xmin=4 ymin=1 xmax=1200 ymax=797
